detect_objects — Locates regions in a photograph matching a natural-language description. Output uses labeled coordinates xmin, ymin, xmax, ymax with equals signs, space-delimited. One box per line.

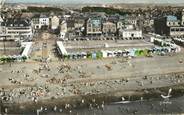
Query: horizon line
xmin=6 ymin=2 xmax=184 ymax=5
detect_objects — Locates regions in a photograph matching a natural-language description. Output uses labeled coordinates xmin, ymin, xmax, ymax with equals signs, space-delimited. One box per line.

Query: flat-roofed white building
xmin=59 ymin=20 xmax=67 ymax=39
xmin=51 ymin=16 xmax=60 ymax=30
xmin=102 ymin=21 xmax=116 ymax=34
xmin=119 ymin=29 xmax=142 ymax=39
xmin=39 ymin=15 xmax=49 ymax=26
xmin=4 ymin=18 xmax=33 ymax=40
xmin=85 ymin=17 xmax=102 ymax=35
xmin=0 ymin=17 xmax=5 ymax=37
xmin=32 ymin=14 xmax=50 ymax=29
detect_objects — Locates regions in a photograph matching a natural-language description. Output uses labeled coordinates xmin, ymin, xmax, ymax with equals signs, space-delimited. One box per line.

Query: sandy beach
xmin=0 ymin=50 xmax=184 ymax=114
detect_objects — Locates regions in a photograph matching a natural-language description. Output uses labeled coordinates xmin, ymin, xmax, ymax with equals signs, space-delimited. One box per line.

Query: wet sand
xmin=2 ymin=83 xmax=184 ymax=114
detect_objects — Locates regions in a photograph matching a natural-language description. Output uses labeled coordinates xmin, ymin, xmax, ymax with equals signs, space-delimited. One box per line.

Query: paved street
xmin=31 ymin=32 xmax=58 ymax=61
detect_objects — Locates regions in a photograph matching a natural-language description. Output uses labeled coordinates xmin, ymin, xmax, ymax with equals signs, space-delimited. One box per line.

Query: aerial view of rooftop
xmin=1 ymin=0 xmax=184 ymax=114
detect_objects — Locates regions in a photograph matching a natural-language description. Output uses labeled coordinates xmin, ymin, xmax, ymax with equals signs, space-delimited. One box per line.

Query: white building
xmin=0 ymin=16 xmax=5 ymax=36
xmin=119 ymin=29 xmax=142 ymax=39
xmin=39 ymin=15 xmax=49 ymax=26
xmin=60 ymin=20 xmax=67 ymax=39
xmin=32 ymin=14 xmax=50 ymax=29
xmin=117 ymin=18 xmax=142 ymax=39
xmin=51 ymin=16 xmax=60 ymax=30
xmin=124 ymin=24 xmax=134 ymax=30
xmin=117 ymin=20 xmax=135 ymax=30
xmin=181 ymin=9 xmax=184 ymax=26
xmin=4 ymin=18 xmax=33 ymax=40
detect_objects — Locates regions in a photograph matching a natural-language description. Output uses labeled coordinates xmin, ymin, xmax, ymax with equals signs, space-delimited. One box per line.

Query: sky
xmin=6 ymin=0 xmax=184 ymax=4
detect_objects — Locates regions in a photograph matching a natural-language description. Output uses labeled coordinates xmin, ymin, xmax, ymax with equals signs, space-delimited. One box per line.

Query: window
xmin=88 ymin=24 xmax=91 ymax=27
xmin=180 ymin=28 xmax=184 ymax=31
xmin=171 ymin=28 xmax=175 ymax=31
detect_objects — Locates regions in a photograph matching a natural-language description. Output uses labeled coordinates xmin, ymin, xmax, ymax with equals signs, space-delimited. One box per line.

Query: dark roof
xmin=0 ymin=22 xmax=5 ymax=26
xmin=32 ymin=14 xmax=40 ymax=19
xmin=166 ymin=15 xmax=177 ymax=21
xmin=67 ymin=20 xmax=75 ymax=28
xmin=32 ymin=14 xmax=49 ymax=19
xmin=40 ymin=14 xmax=49 ymax=18
xmin=5 ymin=18 xmax=31 ymax=27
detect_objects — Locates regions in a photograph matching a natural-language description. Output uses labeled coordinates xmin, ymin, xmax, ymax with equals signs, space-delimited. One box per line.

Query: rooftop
xmin=166 ymin=15 xmax=177 ymax=21
xmin=88 ymin=17 xmax=102 ymax=27
xmin=5 ymin=18 xmax=31 ymax=27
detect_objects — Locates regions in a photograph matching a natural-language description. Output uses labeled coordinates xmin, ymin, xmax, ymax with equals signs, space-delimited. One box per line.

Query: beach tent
xmin=171 ymin=47 xmax=176 ymax=52
xmin=76 ymin=52 xmax=82 ymax=59
xmin=124 ymin=49 xmax=130 ymax=57
xmin=17 ymin=55 xmax=22 ymax=61
xmin=12 ymin=55 xmax=18 ymax=60
xmin=129 ymin=48 xmax=136 ymax=57
xmin=121 ymin=50 xmax=127 ymax=57
xmin=147 ymin=48 xmax=153 ymax=53
xmin=67 ymin=54 xmax=71 ymax=60
xmin=117 ymin=50 xmax=122 ymax=57
xmin=107 ymin=51 xmax=113 ymax=57
xmin=143 ymin=49 xmax=149 ymax=56
xmin=154 ymin=39 xmax=163 ymax=46
xmin=166 ymin=47 xmax=171 ymax=53
xmin=0 ymin=55 xmax=7 ymax=62
xmin=92 ymin=52 xmax=97 ymax=59
xmin=139 ymin=50 xmax=145 ymax=56
xmin=69 ymin=53 xmax=73 ymax=60
xmin=135 ymin=49 xmax=145 ymax=56
xmin=87 ymin=52 xmax=92 ymax=59
xmin=101 ymin=50 xmax=107 ymax=58
xmin=70 ymin=53 xmax=74 ymax=60
xmin=81 ymin=52 xmax=87 ymax=59
xmin=96 ymin=51 xmax=103 ymax=59
xmin=113 ymin=51 xmax=118 ymax=57
xmin=135 ymin=49 xmax=140 ymax=56
xmin=63 ymin=54 xmax=68 ymax=60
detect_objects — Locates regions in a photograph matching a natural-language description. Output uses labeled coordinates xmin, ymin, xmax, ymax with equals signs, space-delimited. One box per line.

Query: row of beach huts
xmin=57 ymin=38 xmax=181 ymax=60
xmin=0 ymin=42 xmax=33 ymax=63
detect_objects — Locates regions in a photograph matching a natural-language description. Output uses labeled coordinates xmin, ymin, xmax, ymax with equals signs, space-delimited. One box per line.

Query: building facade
xmin=0 ymin=17 xmax=5 ymax=36
xmin=5 ymin=18 xmax=33 ymax=40
xmin=39 ymin=15 xmax=50 ymax=28
xmin=181 ymin=9 xmax=184 ymax=26
xmin=85 ymin=17 xmax=102 ymax=35
xmin=51 ymin=16 xmax=60 ymax=30
xmin=119 ymin=29 xmax=142 ymax=39
xmin=74 ymin=17 xmax=85 ymax=29
xmin=102 ymin=21 xmax=116 ymax=34
xmin=60 ymin=20 xmax=67 ymax=39
xmin=154 ymin=15 xmax=184 ymax=37
xmin=32 ymin=14 xmax=50 ymax=29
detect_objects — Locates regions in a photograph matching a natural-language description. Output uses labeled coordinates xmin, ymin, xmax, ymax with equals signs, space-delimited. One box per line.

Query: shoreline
xmin=4 ymin=83 xmax=184 ymax=114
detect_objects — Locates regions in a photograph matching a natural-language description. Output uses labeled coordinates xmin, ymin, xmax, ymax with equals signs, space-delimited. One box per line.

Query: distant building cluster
xmin=154 ymin=9 xmax=184 ymax=37
xmin=0 ymin=17 xmax=33 ymax=40
xmin=0 ymin=9 xmax=146 ymax=41
xmin=0 ymin=4 xmax=184 ymax=41
xmin=0 ymin=3 xmax=183 ymax=61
